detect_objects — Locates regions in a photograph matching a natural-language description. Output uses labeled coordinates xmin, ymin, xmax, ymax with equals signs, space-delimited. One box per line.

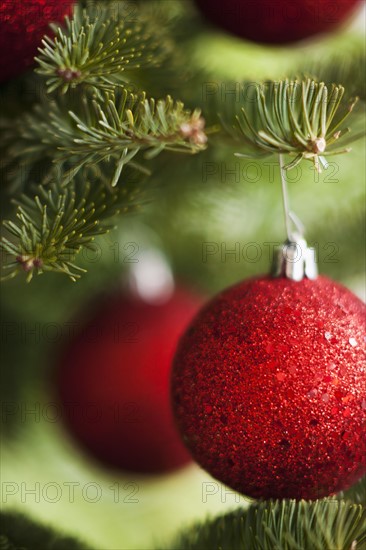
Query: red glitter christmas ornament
xmin=56 ymin=285 xmax=201 ymax=473
xmin=193 ymin=0 xmax=361 ymax=44
xmin=172 ymin=265 xmax=366 ymax=499
xmin=0 ymin=0 xmax=73 ymax=82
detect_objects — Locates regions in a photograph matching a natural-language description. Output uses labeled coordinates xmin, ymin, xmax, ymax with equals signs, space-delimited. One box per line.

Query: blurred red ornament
xmin=172 ymin=275 xmax=366 ymax=499
xmin=193 ymin=0 xmax=361 ymax=44
xmin=56 ymin=286 xmax=202 ymax=474
xmin=0 ymin=0 xmax=73 ymax=82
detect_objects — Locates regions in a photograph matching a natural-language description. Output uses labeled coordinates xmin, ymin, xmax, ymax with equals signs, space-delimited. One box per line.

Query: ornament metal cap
xmin=272 ymin=235 xmax=318 ymax=282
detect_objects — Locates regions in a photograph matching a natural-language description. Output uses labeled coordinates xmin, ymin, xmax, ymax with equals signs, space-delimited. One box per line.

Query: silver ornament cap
xmin=272 ymin=234 xmax=318 ymax=282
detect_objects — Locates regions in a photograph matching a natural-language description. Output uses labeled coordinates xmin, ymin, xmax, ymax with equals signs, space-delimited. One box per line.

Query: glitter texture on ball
xmin=0 ymin=0 xmax=73 ymax=81
xmin=172 ymin=275 xmax=366 ymax=500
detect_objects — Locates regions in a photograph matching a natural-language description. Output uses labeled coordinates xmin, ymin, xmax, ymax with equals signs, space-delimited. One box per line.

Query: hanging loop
xmin=272 ymin=154 xmax=318 ymax=281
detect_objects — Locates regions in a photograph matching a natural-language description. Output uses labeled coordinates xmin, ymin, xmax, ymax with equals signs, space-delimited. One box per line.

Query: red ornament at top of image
xmin=0 ymin=0 xmax=73 ymax=81
xmin=193 ymin=0 xmax=361 ymax=44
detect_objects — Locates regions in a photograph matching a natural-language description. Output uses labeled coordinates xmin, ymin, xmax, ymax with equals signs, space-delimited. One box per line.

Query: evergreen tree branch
xmin=1 ymin=178 xmax=141 ymax=282
xmin=220 ymin=79 xmax=363 ymax=173
xmin=0 ymin=510 xmax=93 ymax=549
xmin=66 ymin=89 xmax=207 ymax=177
xmin=171 ymin=499 xmax=366 ymax=550
xmin=36 ymin=1 xmax=167 ymax=93
xmin=2 ymin=88 xmax=207 ymax=190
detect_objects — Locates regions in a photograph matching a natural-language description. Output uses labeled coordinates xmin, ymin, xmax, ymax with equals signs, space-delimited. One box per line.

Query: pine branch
xmin=66 ymin=88 xmax=207 ymax=183
xmin=0 ymin=510 xmax=92 ymax=549
xmin=223 ymin=79 xmax=363 ymax=172
xmin=171 ymin=499 xmax=366 ymax=550
xmin=0 ymin=0 xmax=207 ymax=284
xmin=2 ymin=88 xmax=206 ymax=190
xmin=0 ymin=178 xmax=141 ymax=282
xmin=36 ymin=1 xmax=167 ymax=93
